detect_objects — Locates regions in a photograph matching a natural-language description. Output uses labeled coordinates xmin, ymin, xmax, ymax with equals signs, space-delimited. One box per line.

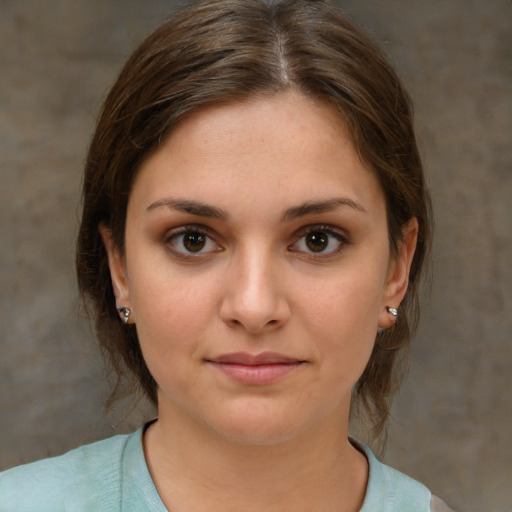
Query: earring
xmin=117 ymin=307 xmax=131 ymax=324
xmin=377 ymin=306 xmax=398 ymax=334
xmin=386 ymin=306 xmax=398 ymax=319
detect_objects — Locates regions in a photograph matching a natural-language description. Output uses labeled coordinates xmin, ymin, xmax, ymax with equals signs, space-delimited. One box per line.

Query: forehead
xmin=129 ymin=92 xmax=384 ymax=219
xmin=163 ymin=93 xmax=355 ymax=165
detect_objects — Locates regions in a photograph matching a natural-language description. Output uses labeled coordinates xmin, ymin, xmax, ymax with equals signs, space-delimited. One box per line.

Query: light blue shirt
xmin=0 ymin=428 xmax=436 ymax=511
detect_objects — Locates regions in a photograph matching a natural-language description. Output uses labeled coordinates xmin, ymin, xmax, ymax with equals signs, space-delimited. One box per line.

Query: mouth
xmin=206 ymin=352 xmax=305 ymax=385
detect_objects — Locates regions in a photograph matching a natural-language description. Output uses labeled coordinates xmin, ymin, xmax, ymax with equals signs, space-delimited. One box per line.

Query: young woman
xmin=0 ymin=0 xmax=456 ymax=510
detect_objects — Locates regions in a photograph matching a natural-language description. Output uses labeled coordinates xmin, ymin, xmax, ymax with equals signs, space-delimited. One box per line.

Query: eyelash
xmin=163 ymin=224 xmax=349 ymax=260
xmin=164 ymin=225 xmax=221 ymax=258
xmin=289 ymin=224 xmax=349 ymax=258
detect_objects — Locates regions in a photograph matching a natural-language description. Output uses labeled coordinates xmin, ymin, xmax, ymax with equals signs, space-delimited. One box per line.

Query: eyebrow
xmin=146 ymin=197 xmax=366 ymax=221
xmin=282 ymin=197 xmax=367 ymax=221
xmin=146 ymin=199 xmax=229 ymax=220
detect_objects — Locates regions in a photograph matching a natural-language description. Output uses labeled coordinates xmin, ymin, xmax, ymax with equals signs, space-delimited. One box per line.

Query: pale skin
xmin=101 ymin=92 xmax=418 ymax=512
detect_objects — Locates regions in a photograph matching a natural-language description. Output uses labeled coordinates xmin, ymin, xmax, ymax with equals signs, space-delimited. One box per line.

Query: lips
xmin=206 ymin=352 xmax=305 ymax=385
xmin=209 ymin=352 xmax=302 ymax=365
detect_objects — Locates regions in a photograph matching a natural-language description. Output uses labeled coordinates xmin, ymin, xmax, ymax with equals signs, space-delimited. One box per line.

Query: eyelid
xmin=164 ymin=223 xmax=211 ymax=241
xmin=161 ymin=223 xmax=348 ymax=259
xmin=289 ymin=224 xmax=349 ymax=256
xmin=163 ymin=224 xmax=223 ymax=257
xmin=294 ymin=224 xmax=349 ymax=241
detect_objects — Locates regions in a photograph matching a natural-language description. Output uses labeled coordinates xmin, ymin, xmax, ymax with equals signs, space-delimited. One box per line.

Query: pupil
xmin=306 ymin=232 xmax=328 ymax=252
xmin=184 ymin=233 xmax=206 ymax=252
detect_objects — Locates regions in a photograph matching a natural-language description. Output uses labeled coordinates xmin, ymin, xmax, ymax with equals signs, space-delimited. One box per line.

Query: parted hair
xmin=76 ymin=0 xmax=431 ymax=441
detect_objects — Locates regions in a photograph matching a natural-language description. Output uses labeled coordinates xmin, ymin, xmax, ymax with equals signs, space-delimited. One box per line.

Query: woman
xmin=0 ymin=0 xmax=455 ymax=510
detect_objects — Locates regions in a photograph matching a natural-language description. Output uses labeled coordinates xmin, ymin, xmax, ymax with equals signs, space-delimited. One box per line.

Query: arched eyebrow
xmin=146 ymin=197 xmax=366 ymax=221
xmin=282 ymin=198 xmax=367 ymax=221
xmin=146 ymin=199 xmax=228 ymax=220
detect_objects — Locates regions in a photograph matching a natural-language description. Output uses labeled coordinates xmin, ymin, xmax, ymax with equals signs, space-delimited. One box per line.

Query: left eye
xmin=167 ymin=229 xmax=220 ymax=255
xmin=291 ymin=228 xmax=347 ymax=255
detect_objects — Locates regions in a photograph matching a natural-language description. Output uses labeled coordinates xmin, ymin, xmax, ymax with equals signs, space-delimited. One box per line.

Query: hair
xmin=76 ymin=0 xmax=432 ymax=442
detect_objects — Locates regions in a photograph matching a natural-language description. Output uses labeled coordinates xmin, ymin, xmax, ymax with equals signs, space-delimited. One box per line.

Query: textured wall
xmin=1 ymin=1 xmax=510 ymax=511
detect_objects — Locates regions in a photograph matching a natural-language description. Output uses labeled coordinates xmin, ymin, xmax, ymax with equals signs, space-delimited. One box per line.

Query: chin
xmin=215 ymin=420 xmax=304 ymax=447
xmin=207 ymin=400 xmax=323 ymax=447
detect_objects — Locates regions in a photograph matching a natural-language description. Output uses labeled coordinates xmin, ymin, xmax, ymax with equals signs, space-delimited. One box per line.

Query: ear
xmin=378 ymin=218 xmax=418 ymax=329
xmin=99 ymin=223 xmax=132 ymax=316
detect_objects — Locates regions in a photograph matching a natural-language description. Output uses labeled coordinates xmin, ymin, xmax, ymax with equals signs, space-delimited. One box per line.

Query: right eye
xmin=166 ymin=227 xmax=221 ymax=256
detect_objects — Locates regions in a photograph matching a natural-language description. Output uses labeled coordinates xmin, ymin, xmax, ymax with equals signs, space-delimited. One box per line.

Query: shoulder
xmin=0 ymin=432 xmax=134 ymax=512
xmin=431 ymin=495 xmax=458 ymax=512
xmin=355 ymin=440 xmax=456 ymax=512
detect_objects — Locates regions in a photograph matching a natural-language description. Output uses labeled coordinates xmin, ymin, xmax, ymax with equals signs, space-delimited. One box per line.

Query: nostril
xmin=219 ymin=284 xmax=291 ymax=333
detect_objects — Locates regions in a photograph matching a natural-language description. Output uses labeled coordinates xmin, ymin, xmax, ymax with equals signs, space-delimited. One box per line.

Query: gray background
xmin=1 ymin=1 xmax=510 ymax=511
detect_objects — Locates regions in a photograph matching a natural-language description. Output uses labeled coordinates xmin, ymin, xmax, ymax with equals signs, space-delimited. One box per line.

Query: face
xmin=103 ymin=92 xmax=416 ymax=445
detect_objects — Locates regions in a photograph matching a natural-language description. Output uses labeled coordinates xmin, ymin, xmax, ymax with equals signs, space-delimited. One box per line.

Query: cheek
xmin=300 ymin=269 xmax=384 ymax=332
xmin=296 ymin=267 xmax=384 ymax=370
xmin=130 ymin=276 xmax=217 ymax=397
xmin=128 ymin=263 xmax=220 ymax=354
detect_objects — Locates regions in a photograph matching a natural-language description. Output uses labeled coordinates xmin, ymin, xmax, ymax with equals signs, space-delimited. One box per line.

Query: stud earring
xmin=386 ymin=306 xmax=398 ymax=319
xmin=377 ymin=306 xmax=399 ymax=334
xmin=117 ymin=307 xmax=131 ymax=324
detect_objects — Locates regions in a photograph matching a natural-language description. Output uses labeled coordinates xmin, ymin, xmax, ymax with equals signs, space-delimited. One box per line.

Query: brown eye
xmin=290 ymin=225 xmax=347 ymax=256
xmin=305 ymin=232 xmax=329 ymax=252
xmin=183 ymin=232 xmax=206 ymax=252
xmin=167 ymin=228 xmax=220 ymax=256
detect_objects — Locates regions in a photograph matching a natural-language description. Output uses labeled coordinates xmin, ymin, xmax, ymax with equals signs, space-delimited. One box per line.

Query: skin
xmin=101 ymin=91 xmax=418 ymax=511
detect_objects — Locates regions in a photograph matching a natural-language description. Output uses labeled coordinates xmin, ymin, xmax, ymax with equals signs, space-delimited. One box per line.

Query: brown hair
xmin=77 ymin=0 xmax=431 ymax=441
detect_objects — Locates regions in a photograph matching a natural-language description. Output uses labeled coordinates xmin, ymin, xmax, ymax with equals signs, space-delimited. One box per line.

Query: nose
xmin=219 ymin=246 xmax=291 ymax=334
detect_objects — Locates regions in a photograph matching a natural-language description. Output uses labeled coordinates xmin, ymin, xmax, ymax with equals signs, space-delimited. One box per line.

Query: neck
xmin=143 ymin=400 xmax=368 ymax=512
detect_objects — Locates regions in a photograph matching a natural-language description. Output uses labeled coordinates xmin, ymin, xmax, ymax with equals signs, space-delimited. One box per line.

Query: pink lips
xmin=206 ymin=352 xmax=304 ymax=385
